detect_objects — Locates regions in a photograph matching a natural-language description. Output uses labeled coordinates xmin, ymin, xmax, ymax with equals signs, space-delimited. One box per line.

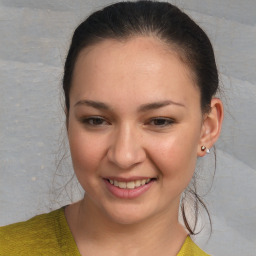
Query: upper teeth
xmin=109 ymin=178 xmax=151 ymax=189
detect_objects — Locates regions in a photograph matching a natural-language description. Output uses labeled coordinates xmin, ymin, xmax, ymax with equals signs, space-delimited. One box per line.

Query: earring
xmin=201 ymin=146 xmax=210 ymax=154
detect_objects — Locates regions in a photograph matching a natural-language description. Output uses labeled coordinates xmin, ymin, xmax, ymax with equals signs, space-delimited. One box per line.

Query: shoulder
xmin=0 ymin=207 xmax=79 ymax=255
xmin=177 ymin=236 xmax=211 ymax=256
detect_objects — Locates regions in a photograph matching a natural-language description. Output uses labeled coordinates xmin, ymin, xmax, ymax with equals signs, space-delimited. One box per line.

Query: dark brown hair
xmin=62 ymin=0 xmax=219 ymax=235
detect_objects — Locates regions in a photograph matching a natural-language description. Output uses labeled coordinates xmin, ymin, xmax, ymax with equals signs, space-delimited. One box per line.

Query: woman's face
xmin=68 ymin=37 xmax=204 ymax=224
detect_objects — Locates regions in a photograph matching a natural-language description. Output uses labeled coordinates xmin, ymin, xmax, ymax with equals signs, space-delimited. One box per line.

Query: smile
xmin=108 ymin=178 xmax=152 ymax=189
xmin=104 ymin=177 xmax=156 ymax=199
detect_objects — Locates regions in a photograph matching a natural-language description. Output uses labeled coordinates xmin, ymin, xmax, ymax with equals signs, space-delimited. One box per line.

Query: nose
xmin=107 ymin=124 xmax=146 ymax=169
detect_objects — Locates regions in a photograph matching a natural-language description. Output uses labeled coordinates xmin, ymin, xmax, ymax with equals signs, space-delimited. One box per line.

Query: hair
xmin=62 ymin=0 xmax=219 ymax=235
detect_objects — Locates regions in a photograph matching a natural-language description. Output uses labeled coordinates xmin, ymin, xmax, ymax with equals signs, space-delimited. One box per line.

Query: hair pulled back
xmin=63 ymin=0 xmax=219 ymax=235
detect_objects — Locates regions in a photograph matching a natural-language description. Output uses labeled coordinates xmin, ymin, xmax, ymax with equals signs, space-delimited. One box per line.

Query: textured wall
xmin=0 ymin=1 xmax=255 ymax=255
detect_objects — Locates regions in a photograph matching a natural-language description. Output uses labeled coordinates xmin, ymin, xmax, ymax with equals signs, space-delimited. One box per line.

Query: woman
xmin=0 ymin=1 xmax=223 ymax=255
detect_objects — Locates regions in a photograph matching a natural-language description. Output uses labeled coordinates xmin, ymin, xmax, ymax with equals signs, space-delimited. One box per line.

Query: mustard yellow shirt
xmin=0 ymin=208 xmax=210 ymax=256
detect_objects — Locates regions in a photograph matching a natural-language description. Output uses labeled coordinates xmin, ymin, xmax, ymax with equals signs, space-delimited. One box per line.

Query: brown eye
xmin=149 ymin=118 xmax=174 ymax=127
xmin=82 ymin=117 xmax=109 ymax=126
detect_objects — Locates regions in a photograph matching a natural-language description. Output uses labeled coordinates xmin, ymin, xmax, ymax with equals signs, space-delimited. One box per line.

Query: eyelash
xmin=81 ymin=116 xmax=175 ymax=128
xmin=147 ymin=118 xmax=174 ymax=127
xmin=81 ymin=116 xmax=109 ymax=126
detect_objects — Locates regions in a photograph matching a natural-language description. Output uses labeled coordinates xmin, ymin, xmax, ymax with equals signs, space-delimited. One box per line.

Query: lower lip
xmin=104 ymin=179 xmax=155 ymax=199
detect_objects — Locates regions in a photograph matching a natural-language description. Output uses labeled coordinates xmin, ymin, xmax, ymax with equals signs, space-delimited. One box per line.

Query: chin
xmin=101 ymin=202 xmax=157 ymax=226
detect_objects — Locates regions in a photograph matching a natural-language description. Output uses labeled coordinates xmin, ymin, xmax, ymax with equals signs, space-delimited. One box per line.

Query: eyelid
xmin=147 ymin=117 xmax=175 ymax=127
xmin=81 ymin=116 xmax=111 ymax=126
xmin=80 ymin=116 xmax=175 ymax=128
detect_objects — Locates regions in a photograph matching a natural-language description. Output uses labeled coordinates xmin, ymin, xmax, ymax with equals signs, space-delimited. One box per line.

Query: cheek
xmin=152 ymin=137 xmax=198 ymax=197
xmin=68 ymin=129 xmax=105 ymax=186
xmin=147 ymin=128 xmax=199 ymax=180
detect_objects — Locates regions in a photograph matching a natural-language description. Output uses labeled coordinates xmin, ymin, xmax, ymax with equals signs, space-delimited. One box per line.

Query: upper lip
xmin=103 ymin=176 xmax=156 ymax=182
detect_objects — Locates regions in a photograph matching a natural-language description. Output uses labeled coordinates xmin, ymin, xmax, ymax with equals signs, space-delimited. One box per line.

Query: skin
xmin=65 ymin=36 xmax=223 ymax=256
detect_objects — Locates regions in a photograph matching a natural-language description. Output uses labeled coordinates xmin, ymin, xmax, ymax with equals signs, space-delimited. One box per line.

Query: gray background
xmin=0 ymin=0 xmax=255 ymax=255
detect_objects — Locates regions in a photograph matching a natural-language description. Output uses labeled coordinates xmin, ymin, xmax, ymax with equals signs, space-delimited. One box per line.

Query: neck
xmin=65 ymin=197 xmax=188 ymax=256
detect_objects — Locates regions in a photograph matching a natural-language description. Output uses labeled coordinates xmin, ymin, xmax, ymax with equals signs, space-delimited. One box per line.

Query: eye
xmin=81 ymin=116 xmax=110 ymax=126
xmin=148 ymin=117 xmax=174 ymax=127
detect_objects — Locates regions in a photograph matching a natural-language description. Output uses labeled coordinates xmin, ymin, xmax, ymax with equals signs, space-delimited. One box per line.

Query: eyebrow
xmin=74 ymin=99 xmax=185 ymax=111
xmin=75 ymin=100 xmax=110 ymax=110
xmin=138 ymin=100 xmax=185 ymax=111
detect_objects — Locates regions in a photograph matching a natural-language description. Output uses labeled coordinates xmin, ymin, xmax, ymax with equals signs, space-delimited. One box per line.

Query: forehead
xmin=70 ymin=36 xmax=200 ymax=108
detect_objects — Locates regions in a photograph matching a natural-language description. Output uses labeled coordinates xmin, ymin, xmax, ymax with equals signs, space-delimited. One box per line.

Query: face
xmin=67 ymin=37 xmax=204 ymax=225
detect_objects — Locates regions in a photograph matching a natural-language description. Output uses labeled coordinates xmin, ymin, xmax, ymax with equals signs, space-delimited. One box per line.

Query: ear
xmin=197 ymin=98 xmax=224 ymax=157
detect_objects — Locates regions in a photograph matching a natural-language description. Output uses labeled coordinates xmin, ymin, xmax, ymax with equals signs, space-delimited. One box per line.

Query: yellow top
xmin=0 ymin=208 xmax=210 ymax=256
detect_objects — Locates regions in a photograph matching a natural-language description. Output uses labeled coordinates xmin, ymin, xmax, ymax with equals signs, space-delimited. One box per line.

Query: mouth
xmin=105 ymin=178 xmax=157 ymax=189
xmin=103 ymin=177 xmax=157 ymax=199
